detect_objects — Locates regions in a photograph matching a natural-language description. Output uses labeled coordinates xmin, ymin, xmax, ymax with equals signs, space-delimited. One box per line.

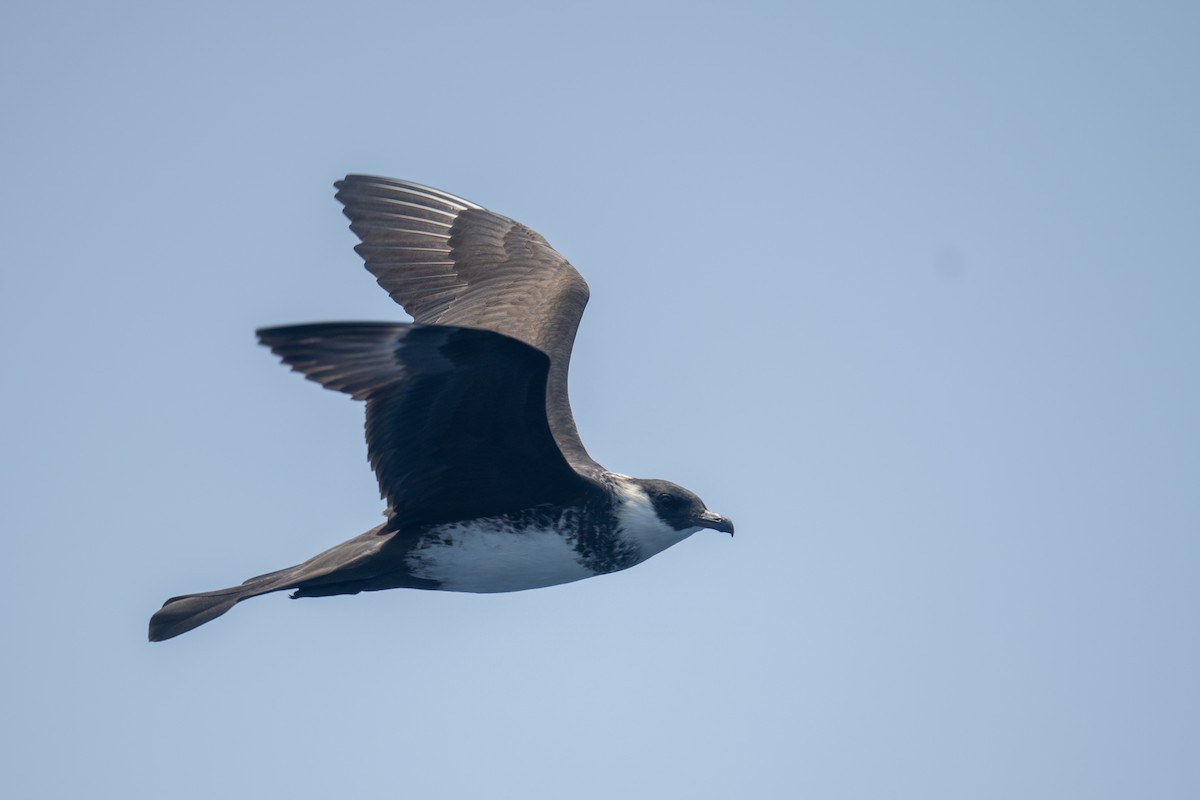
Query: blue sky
xmin=2 ymin=2 xmax=1198 ymax=798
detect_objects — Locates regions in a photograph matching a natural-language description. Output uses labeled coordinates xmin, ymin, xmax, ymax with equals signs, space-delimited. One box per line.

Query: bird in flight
xmin=149 ymin=176 xmax=733 ymax=641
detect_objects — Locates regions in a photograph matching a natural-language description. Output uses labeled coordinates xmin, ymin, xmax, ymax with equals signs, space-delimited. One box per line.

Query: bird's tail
xmin=147 ymin=568 xmax=296 ymax=642
xmin=148 ymin=523 xmax=397 ymax=642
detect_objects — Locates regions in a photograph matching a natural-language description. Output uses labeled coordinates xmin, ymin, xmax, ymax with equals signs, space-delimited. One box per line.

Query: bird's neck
xmin=605 ymin=473 xmax=698 ymax=560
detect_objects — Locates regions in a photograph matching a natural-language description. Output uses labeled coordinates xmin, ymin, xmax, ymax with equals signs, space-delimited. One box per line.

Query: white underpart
xmin=406 ymin=521 xmax=595 ymax=593
xmin=405 ymin=475 xmax=697 ymax=594
xmin=609 ymin=474 xmax=700 ymax=560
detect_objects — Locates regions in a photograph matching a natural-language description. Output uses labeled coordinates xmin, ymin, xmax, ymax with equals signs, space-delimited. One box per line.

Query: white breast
xmin=406 ymin=521 xmax=596 ymax=593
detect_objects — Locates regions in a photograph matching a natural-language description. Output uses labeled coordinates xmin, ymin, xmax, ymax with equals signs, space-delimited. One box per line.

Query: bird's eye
xmin=656 ymin=493 xmax=674 ymax=505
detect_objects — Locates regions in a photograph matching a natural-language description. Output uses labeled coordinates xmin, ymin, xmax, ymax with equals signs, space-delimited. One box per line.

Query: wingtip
xmin=333 ymin=175 xmax=483 ymax=211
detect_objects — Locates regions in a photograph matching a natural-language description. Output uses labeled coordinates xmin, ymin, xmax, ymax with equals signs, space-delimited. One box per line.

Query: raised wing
xmin=333 ymin=176 xmax=600 ymax=475
xmin=258 ymin=322 xmax=597 ymax=528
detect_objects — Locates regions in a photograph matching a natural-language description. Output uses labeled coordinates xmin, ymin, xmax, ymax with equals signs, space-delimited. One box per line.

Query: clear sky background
xmin=2 ymin=2 xmax=1197 ymax=798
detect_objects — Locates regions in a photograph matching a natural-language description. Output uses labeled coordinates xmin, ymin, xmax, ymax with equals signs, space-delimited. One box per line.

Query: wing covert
xmin=258 ymin=322 xmax=596 ymax=527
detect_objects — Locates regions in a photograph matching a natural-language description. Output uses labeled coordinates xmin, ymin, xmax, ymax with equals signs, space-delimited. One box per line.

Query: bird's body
xmin=397 ymin=473 xmax=692 ymax=593
xmin=149 ymin=177 xmax=732 ymax=642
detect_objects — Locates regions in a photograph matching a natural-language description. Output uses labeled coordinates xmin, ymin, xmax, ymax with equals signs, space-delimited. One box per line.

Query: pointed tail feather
xmin=148 ymin=523 xmax=398 ymax=642
xmin=148 ymin=571 xmax=293 ymax=642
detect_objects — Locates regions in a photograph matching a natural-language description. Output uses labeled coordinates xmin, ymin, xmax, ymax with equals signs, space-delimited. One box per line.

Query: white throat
xmin=608 ymin=473 xmax=698 ymax=561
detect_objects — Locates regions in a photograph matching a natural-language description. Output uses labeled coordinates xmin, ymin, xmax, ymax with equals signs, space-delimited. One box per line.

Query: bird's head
xmin=638 ymin=478 xmax=735 ymax=536
xmin=609 ymin=474 xmax=734 ymax=561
